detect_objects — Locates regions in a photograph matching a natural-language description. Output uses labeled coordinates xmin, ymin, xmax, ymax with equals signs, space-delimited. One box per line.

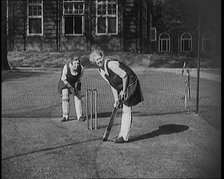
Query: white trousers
xmin=118 ymin=104 xmax=132 ymax=141
xmin=62 ymin=89 xmax=83 ymax=119
xmin=74 ymin=93 xmax=83 ymax=119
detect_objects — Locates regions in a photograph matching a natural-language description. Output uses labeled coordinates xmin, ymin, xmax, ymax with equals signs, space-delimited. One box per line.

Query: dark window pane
xmin=97 ymin=17 xmax=106 ymax=33
xmin=108 ymin=17 xmax=116 ymax=33
xmin=97 ymin=4 xmax=106 ymax=15
xmin=74 ymin=3 xmax=84 ymax=15
xmin=167 ymin=40 xmax=169 ymax=51
xmin=160 ymin=41 xmax=162 ymax=51
xmin=74 ymin=16 xmax=82 ymax=34
xmin=182 ymin=41 xmax=184 ymax=51
xmin=162 ymin=40 xmax=166 ymax=51
xmin=108 ymin=4 xmax=116 ymax=14
xmin=184 ymin=40 xmax=190 ymax=51
xmin=184 ymin=40 xmax=187 ymax=51
xmin=204 ymin=40 xmax=213 ymax=51
xmin=29 ymin=18 xmax=41 ymax=34
xmin=65 ymin=16 xmax=73 ymax=34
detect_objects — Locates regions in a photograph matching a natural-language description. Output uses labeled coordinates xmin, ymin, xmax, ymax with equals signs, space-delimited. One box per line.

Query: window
xmin=202 ymin=32 xmax=214 ymax=52
xmin=27 ymin=0 xmax=43 ymax=36
xmin=96 ymin=0 xmax=118 ymax=35
xmin=150 ymin=27 xmax=157 ymax=41
xmin=158 ymin=32 xmax=170 ymax=52
xmin=180 ymin=32 xmax=192 ymax=52
xmin=63 ymin=0 xmax=85 ymax=35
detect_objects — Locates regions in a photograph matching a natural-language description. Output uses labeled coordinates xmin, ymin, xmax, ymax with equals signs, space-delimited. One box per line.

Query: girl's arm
xmin=108 ymin=61 xmax=128 ymax=99
xmin=79 ymin=65 xmax=84 ymax=81
xmin=61 ymin=64 xmax=73 ymax=88
xmin=111 ymin=86 xmax=119 ymax=107
xmin=99 ymin=68 xmax=119 ymax=107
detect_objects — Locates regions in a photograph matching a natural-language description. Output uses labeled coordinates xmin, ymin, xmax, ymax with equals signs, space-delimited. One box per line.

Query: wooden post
xmin=196 ymin=3 xmax=201 ymax=113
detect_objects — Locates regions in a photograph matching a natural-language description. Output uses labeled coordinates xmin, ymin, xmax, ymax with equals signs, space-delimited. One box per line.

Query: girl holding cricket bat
xmin=58 ymin=56 xmax=85 ymax=122
xmin=89 ymin=49 xmax=144 ymax=143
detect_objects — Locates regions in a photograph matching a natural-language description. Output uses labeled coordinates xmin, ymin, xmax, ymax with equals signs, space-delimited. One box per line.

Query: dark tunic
xmin=100 ymin=58 xmax=144 ymax=107
xmin=58 ymin=63 xmax=82 ymax=94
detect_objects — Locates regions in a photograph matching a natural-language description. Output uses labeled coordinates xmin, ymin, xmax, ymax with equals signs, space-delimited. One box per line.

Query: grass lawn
xmin=4 ymin=51 xmax=221 ymax=130
xmin=3 ymin=50 xmax=222 ymax=129
xmin=2 ymin=64 xmax=221 ymax=130
xmin=7 ymin=50 xmax=221 ymax=70
xmin=2 ymin=51 xmax=221 ymax=178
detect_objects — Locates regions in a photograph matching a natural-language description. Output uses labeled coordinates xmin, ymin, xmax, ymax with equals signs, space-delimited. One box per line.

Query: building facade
xmin=150 ymin=27 xmax=220 ymax=57
xmin=7 ymin=0 xmax=152 ymax=53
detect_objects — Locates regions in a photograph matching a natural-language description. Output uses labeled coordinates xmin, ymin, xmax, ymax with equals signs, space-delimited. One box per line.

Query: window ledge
xmin=96 ymin=33 xmax=118 ymax=36
xmin=27 ymin=34 xmax=43 ymax=37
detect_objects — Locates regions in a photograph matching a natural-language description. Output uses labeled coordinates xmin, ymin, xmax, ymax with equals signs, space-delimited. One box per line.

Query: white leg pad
xmin=118 ymin=105 xmax=132 ymax=141
xmin=74 ymin=91 xmax=82 ymax=119
xmin=62 ymin=89 xmax=69 ymax=118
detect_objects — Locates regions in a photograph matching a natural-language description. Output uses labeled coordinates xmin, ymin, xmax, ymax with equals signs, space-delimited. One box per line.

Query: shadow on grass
xmin=129 ymin=124 xmax=189 ymax=142
xmin=132 ymin=110 xmax=191 ymax=117
xmin=96 ymin=110 xmax=191 ymax=119
xmin=2 ymin=138 xmax=102 ymax=161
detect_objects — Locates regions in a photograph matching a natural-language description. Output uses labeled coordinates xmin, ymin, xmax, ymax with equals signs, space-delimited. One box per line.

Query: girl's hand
xmin=75 ymin=81 xmax=81 ymax=90
xmin=69 ymin=87 xmax=75 ymax=94
xmin=113 ymin=99 xmax=123 ymax=109
xmin=113 ymin=97 xmax=121 ymax=108
xmin=119 ymin=90 xmax=127 ymax=101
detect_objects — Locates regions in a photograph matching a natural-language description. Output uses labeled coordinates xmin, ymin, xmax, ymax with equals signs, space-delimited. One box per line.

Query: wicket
xmin=184 ymin=68 xmax=191 ymax=108
xmin=86 ymin=89 xmax=98 ymax=130
xmin=182 ymin=61 xmax=191 ymax=109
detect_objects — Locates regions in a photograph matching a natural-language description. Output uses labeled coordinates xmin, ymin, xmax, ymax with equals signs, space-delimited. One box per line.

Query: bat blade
xmin=102 ymin=107 xmax=119 ymax=141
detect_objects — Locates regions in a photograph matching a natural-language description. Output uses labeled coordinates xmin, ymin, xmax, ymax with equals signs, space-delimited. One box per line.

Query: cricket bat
xmin=102 ymin=99 xmax=123 ymax=141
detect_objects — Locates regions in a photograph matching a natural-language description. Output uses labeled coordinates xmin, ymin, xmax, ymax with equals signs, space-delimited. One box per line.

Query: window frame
xmin=180 ymin=32 xmax=192 ymax=52
xmin=202 ymin=32 xmax=214 ymax=53
xmin=62 ymin=0 xmax=85 ymax=36
xmin=150 ymin=27 xmax=157 ymax=41
xmin=158 ymin=32 xmax=170 ymax=52
xmin=96 ymin=0 xmax=118 ymax=36
xmin=27 ymin=0 xmax=44 ymax=36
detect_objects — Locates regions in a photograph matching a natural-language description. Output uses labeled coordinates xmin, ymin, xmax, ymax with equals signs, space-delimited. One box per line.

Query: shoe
xmin=61 ymin=117 xmax=69 ymax=122
xmin=79 ymin=116 xmax=86 ymax=122
xmin=115 ymin=137 xmax=126 ymax=143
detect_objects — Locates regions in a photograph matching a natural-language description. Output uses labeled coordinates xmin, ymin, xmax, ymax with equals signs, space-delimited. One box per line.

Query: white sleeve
xmin=99 ymin=68 xmax=118 ymax=101
xmin=108 ymin=61 xmax=127 ymax=78
xmin=111 ymin=86 xmax=119 ymax=101
xmin=79 ymin=65 xmax=84 ymax=81
xmin=61 ymin=65 xmax=67 ymax=81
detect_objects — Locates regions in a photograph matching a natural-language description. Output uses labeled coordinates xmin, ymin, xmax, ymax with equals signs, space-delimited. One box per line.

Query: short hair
xmin=89 ymin=49 xmax=104 ymax=63
xmin=71 ymin=56 xmax=80 ymax=63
